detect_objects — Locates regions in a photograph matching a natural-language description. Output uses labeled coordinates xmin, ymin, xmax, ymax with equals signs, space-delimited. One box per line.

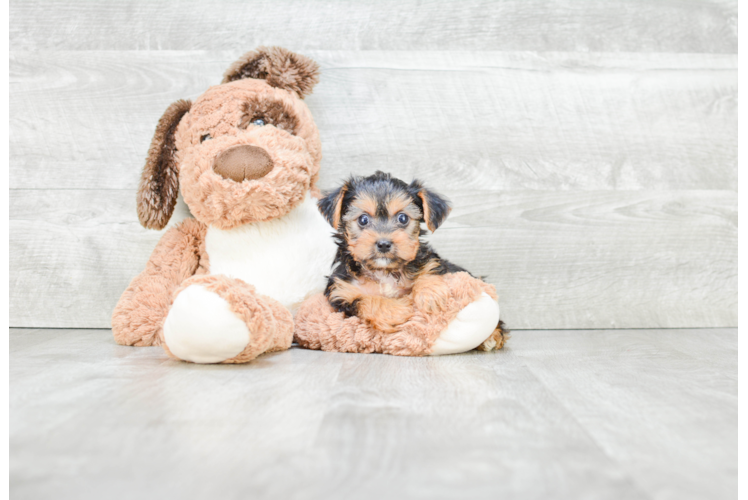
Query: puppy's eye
xmin=358 ymin=214 xmax=370 ymax=227
xmin=251 ymin=118 xmax=266 ymax=126
xmin=397 ymin=213 xmax=409 ymax=225
xmin=200 ymin=134 xmax=212 ymax=143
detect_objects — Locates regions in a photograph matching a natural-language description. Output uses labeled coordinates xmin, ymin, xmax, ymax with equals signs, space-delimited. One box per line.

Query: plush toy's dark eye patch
xmin=239 ymin=101 xmax=297 ymax=135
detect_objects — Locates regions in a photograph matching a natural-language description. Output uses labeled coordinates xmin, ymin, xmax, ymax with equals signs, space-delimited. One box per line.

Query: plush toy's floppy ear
xmin=409 ymin=180 xmax=452 ymax=232
xmin=222 ymin=46 xmax=320 ymax=98
xmin=137 ymin=99 xmax=191 ymax=230
xmin=318 ymin=183 xmax=349 ymax=230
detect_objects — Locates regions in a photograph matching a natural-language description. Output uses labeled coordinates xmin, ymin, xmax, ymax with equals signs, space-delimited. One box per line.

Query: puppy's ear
xmin=222 ymin=46 xmax=320 ymax=99
xmin=409 ymin=181 xmax=452 ymax=232
xmin=137 ymin=99 xmax=191 ymax=230
xmin=318 ymin=183 xmax=349 ymax=230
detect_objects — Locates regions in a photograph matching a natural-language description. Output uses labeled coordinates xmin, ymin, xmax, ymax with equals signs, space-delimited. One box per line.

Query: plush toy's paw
xmin=412 ymin=274 xmax=452 ymax=313
xmin=163 ymin=284 xmax=251 ymax=363
xmin=162 ymin=275 xmax=294 ymax=364
xmin=429 ymin=292 xmax=500 ymax=356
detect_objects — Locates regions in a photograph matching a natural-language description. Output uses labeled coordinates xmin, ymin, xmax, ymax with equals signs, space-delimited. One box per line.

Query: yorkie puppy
xmin=318 ymin=171 xmax=506 ymax=348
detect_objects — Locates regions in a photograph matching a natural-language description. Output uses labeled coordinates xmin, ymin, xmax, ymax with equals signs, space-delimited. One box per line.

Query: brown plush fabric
xmin=137 ymin=99 xmax=192 ymax=230
xmin=238 ymin=100 xmax=298 ymax=135
xmin=161 ymin=274 xmax=294 ymax=363
xmin=112 ymin=218 xmax=206 ymax=346
xmin=174 ymin=78 xmax=322 ymax=229
xmin=294 ymin=272 xmax=497 ymax=356
xmin=222 ymin=46 xmax=320 ymax=99
xmin=213 ymin=144 xmax=274 ymax=182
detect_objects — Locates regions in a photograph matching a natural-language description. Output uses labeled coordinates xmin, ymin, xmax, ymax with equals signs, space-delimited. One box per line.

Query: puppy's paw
xmin=476 ymin=321 xmax=509 ymax=351
xmin=413 ymin=274 xmax=451 ymax=313
xmin=369 ymin=316 xmax=411 ymax=334
xmin=361 ymin=296 xmax=413 ymax=334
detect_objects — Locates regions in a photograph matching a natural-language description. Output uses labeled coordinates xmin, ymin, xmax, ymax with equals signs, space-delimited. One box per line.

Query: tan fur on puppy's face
xmin=390 ymin=230 xmax=420 ymax=263
xmin=342 ymin=192 xmax=422 ymax=270
xmin=174 ymin=79 xmax=322 ymax=229
xmin=348 ymin=229 xmax=381 ymax=263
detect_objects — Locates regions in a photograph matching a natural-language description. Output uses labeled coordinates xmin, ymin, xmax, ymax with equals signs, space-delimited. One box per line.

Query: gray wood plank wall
xmin=738 ymin=17 xmax=748 ymax=342
xmin=9 ymin=1 xmax=737 ymax=329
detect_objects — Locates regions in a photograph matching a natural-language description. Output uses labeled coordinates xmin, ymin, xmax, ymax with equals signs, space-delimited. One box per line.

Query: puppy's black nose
xmin=376 ymin=240 xmax=392 ymax=253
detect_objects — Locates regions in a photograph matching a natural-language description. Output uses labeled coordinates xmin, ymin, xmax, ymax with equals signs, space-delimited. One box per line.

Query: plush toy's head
xmin=137 ymin=47 xmax=322 ymax=230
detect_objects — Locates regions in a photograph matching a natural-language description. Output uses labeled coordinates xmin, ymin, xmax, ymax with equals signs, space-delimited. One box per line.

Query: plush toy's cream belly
xmin=204 ymin=194 xmax=337 ymax=312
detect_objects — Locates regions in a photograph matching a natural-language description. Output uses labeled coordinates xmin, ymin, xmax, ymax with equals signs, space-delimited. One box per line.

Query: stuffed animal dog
xmin=112 ymin=47 xmax=337 ymax=363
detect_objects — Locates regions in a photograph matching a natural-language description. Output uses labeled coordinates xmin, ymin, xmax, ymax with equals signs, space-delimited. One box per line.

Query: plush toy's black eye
xmin=397 ymin=213 xmax=409 ymax=225
xmin=200 ymin=134 xmax=212 ymax=143
xmin=252 ymin=118 xmax=266 ymax=126
xmin=358 ymin=214 xmax=370 ymax=227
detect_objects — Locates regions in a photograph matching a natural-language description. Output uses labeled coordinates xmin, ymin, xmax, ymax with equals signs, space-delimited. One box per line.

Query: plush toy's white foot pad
xmin=429 ymin=292 xmax=500 ymax=356
xmin=163 ymin=284 xmax=250 ymax=364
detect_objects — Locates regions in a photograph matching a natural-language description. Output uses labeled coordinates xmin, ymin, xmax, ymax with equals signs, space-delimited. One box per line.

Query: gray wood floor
xmin=10 ymin=328 xmax=736 ymax=500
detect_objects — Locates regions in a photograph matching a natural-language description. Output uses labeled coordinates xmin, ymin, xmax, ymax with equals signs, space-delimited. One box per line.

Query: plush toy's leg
xmin=112 ymin=220 xmax=205 ymax=347
xmin=429 ymin=292 xmax=501 ymax=356
xmin=162 ymin=275 xmax=293 ymax=364
xmin=295 ymin=272 xmax=504 ymax=357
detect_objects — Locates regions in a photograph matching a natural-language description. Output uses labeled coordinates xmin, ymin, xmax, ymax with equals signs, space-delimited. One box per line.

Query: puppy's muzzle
xmin=213 ymin=145 xmax=274 ymax=182
xmin=376 ymin=239 xmax=393 ymax=253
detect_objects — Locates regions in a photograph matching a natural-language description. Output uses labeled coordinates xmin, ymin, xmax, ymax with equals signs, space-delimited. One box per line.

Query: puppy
xmin=318 ymin=171 xmax=506 ymax=348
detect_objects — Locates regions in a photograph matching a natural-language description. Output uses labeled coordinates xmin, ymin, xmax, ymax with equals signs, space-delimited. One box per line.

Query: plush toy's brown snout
xmin=213 ymin=145 xmax=274 ymax=182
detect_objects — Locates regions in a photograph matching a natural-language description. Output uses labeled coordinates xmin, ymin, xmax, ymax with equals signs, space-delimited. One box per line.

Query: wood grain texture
xmin=433 ymin=189 xmax=737 ymax=329
xmin=9 ymin=0 xmax=737 ymax=53
xmin=10 ymin=51 xmax=737 ymax=191
xmin=516 ymin=328 xmax=737 ymax=500
xmin=10 ymin=190 xmax=191 ymax=329
xmin=738 ymin=348 xmax=748 ymax=498
xmin=738 ymin=18 xmax=748 ymax=344
xmin=10 ymin=328 xmax=737 ymax=499
xmin=9 ymin=189 xmax=736 ymax=329
xmin=737 ymin=17 xmax=748 ymax=53
xmin=9 ymin=2 xmax=738 ymax=330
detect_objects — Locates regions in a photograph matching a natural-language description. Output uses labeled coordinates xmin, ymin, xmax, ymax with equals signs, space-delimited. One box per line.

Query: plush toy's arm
xmin=112 ymin=218 xmax=207 ymax=346
xmin=295 ymin=272 xmax=501 ymax=356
